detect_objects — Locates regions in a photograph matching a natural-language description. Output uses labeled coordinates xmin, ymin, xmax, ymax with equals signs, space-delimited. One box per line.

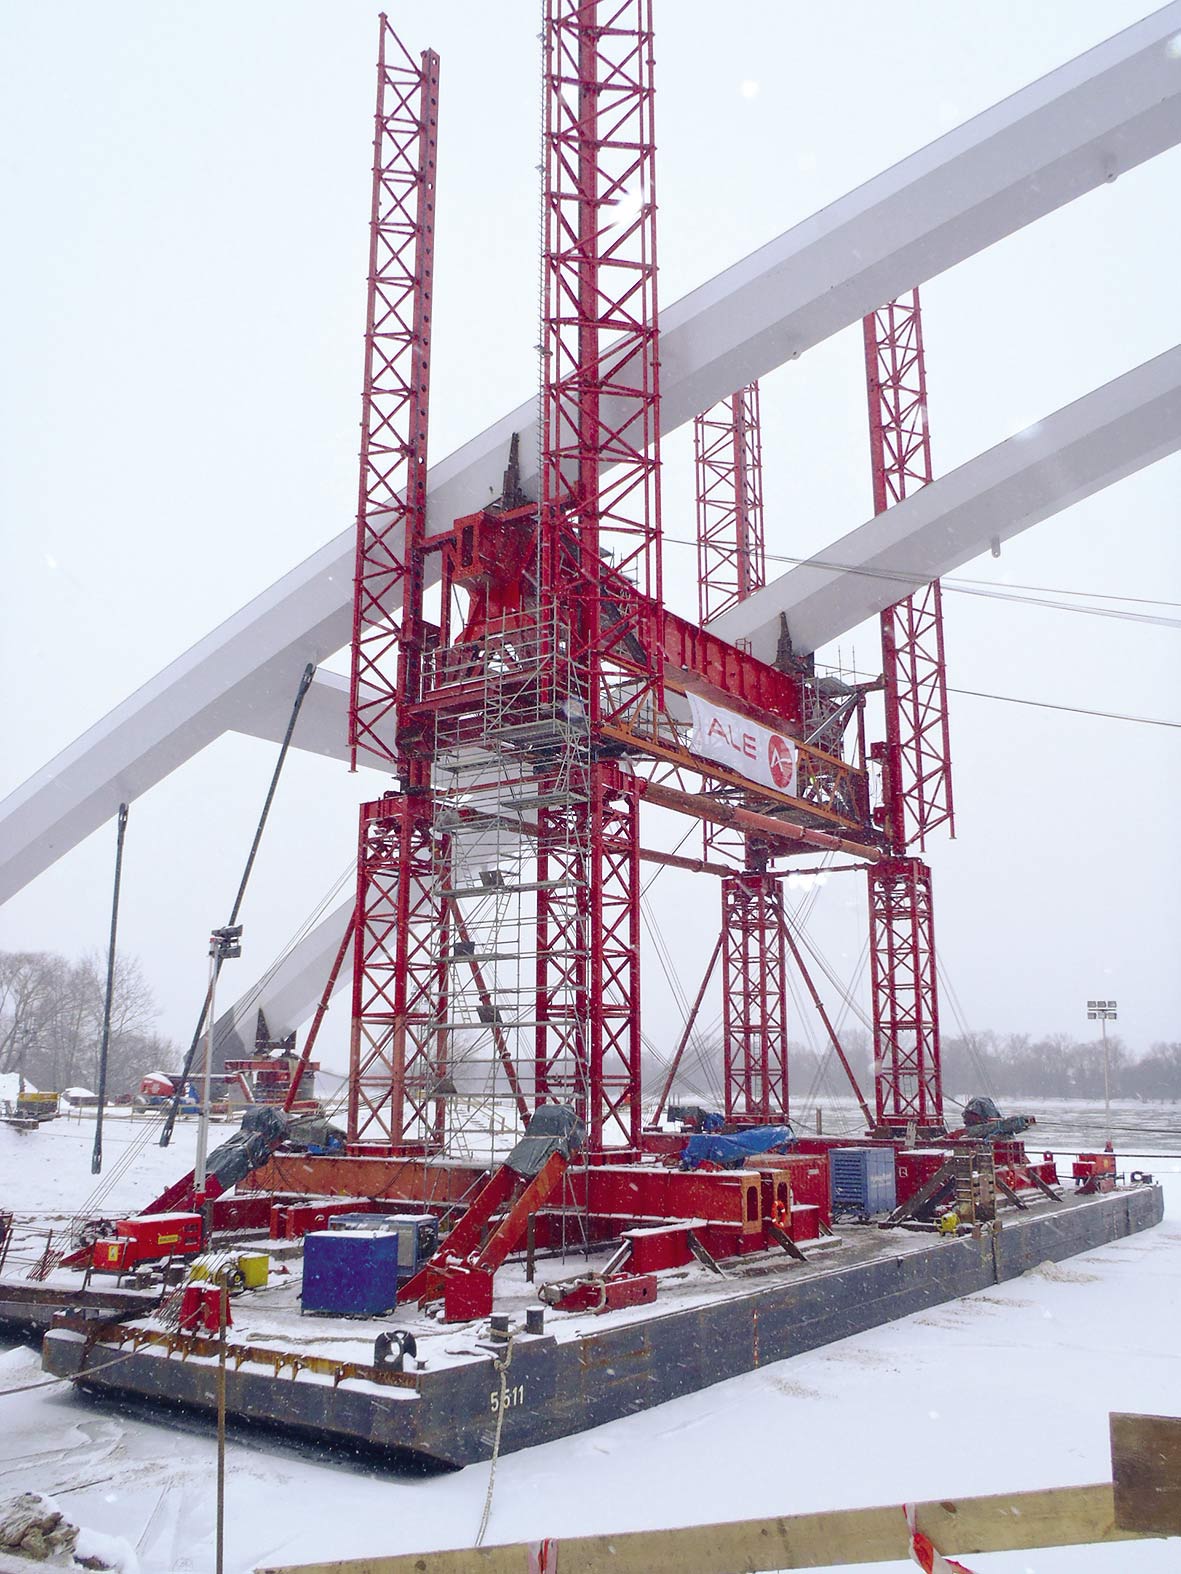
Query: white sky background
xmin=0 ymin=1 xmax=1178 ymax=1075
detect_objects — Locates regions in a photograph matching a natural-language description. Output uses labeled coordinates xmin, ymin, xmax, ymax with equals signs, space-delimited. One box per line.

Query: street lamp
xmin=1086 ymin=998 xmax=1118 ymax=1142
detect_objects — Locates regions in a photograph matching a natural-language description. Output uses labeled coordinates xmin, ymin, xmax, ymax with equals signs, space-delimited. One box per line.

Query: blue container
xmin=301 ymin=1229 xmax=400 ymax=1317
xmin=326 ymin=1213 xmax=438 ymax=1282
xmin=829 ymin=1146 xmax=897 ymax=1217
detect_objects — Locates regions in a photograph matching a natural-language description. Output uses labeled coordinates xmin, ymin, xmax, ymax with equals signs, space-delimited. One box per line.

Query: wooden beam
xmin=1111 ymin=1412 xmax=1181 ymax=1535
xmin=256 ymin=1482 xmax=1151 ymax=1574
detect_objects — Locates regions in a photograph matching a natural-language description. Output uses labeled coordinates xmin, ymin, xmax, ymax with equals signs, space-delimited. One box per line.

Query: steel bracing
xmin=348 ymin=20 xmax=439 ymax=773
xmin=721 ymin=871 xmax=789 ymax=1123
xmin=347 ymin=22 xmax=443 ymax=1147
xmin=530 ymin=0 xmax=662 ymax=1151
xmin=864 ymin=290 xmax=950 ymax=1132
xmin=866 ymin=856 xmax=942 ymax=1129
xmin=695 ymin=385 xmax=766 ymax=626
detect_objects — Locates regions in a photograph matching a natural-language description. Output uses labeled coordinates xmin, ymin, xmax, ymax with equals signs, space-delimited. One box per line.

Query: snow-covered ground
xmin=1 ymin=1113 xmax=1178 ymax=1573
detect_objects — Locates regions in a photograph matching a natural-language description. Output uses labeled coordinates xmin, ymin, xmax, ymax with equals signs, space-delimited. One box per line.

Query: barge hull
xmin=41 ymin=1185 xmax=1164 ymax=1468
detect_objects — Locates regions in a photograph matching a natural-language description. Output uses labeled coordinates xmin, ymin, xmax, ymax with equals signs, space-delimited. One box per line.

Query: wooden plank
xmin=256 ymin=1482 xmax=1146 ymax=1574
xmin=1111 ymin=1412 xmax=1181 ymax=1534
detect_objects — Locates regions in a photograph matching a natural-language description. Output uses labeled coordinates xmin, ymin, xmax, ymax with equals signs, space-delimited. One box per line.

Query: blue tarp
xmin=680 ymin=1125 xmax=794 ymax=1169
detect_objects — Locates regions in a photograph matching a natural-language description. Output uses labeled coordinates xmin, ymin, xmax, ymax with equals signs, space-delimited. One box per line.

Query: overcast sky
xmin=1 ymin=2 xmax=1178 ymax=1087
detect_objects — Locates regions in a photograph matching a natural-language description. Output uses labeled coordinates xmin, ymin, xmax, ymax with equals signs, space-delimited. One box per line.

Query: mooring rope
xmin=475 ymin=1331 xmax=516 ymax=1548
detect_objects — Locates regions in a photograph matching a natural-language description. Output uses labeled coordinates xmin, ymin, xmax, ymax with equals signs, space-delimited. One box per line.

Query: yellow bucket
xmin=237 ymin=1252 xmax=269 ymax=1290
xmin=187 ymin=1262 xmax=210 ymax=1282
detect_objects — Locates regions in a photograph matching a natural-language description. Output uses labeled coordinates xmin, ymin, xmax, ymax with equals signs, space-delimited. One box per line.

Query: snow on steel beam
xmin=3 ymin=4 xmax=1181 ymax=903
xmin=711 ymin=345 xmax=1181 ymax=662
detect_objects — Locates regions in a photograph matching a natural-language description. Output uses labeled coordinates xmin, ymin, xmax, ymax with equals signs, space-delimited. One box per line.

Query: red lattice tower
xmin=863 ymin=289 xmax=953 ymax=1132
xmin=346 ymin=20 xmax=444 ymax=1148
xmin=693 ymin=384 xmax=787 ymax=1116
xmin=695 ymin=383 xmax=766 ymax=626
xmin=534 ymin=0 xmax=662 ymax=1152
xmin=721 ymin=869 xmax=788 ymax=1123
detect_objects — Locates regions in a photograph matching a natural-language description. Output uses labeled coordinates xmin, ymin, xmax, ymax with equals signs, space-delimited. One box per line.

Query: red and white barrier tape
xmin=528 ymin=1538 xmax=558 ymax=1574
xmin=905 ymin=1503 xmax=976 ymax=1573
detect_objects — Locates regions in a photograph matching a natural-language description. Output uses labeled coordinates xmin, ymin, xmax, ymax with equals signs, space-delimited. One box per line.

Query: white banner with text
xmin=686 ymin=693 xmax=798 ymax=797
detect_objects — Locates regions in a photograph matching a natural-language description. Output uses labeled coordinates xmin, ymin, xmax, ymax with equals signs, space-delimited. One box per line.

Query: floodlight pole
xmin=1086 ymin=998 xmax=1118 ymax=1145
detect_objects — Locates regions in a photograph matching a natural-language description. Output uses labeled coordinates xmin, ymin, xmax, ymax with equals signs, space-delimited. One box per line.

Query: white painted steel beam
xmin=214 ymin=344 xmax=1181 ymax=1041
xmin=710 ymin=345 xmax=1181 ymax=661
xmin=4 ymin=4 xmax=1181 ymax=909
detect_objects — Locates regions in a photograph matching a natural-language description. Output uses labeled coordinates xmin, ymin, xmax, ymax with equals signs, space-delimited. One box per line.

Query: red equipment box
xmin=178 ymin=1282 xmax=232 ymax=1334
xmin=757 ymin=1154 xmax=831 ymax=1227
xmin=269 ymin=1198 xmax=374 ymax=1240
xmin=443 ymin=1266 xmax=494 ymax=1322
xmin=622 ymin=1222 xmax=699 ymax=1273
xmin=92 ymin=1211 xmax=203 ymax=1274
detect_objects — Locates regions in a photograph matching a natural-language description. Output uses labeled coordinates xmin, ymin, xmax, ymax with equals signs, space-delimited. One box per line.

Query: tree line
xmin=0 ymin=949 xmax=177 ymax=1096
xmin=653 ymin=1026 xmax=1181 ymax=1106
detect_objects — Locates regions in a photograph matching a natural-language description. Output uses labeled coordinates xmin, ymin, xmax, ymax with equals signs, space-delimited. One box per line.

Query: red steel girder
xmin=866 ymin=856 xmax=943 ymax=1131
xmin=721 ymin=870 xmax=789 ymax=1123
xmin=695 ymin=383 xmax=766 ymax=626
xmin=863 ymin=290 xmax=954 ymax=852
xmin=348 ymin=21 xmax=439 ymax=769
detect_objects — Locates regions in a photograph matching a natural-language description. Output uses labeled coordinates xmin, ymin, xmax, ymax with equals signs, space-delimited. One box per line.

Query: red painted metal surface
xmin=864 ymin=290 xmax=951 ymax=1131
xmin=721 ymin=870 xmax=788 ymax=1123
xmin=695 ymin=383 xmax=766 ymax=626
xmin=866 ymin=856 xmax=943 ymax=1130
xmin=863 ymin=289 xmax=954 ymax=852
xmin=541 ymin=0 xmax=663 ymax=732
xmin=345 ymin=20 xmax=446 ymax=1149
xmin=349 ymin=793 xmax=449 ymax=1148
xmin=529 ymin=0 xmax=662 ymax=1153
xmin=348 ymin=20 xmax=439 ymax=770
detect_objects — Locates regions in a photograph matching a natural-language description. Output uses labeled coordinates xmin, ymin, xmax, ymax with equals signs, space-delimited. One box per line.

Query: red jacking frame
xmin=347 ymin=21 xmax=443 ymax=1147
xmin=721 ymin=871 xmax=788 ymax=1124
xmin=863 ymin=290 xmax=951 ymax=1132
xmin=532 ymin=0 xmax=661 ymax=1154
xmin=866 ymin=857 xmax=942 ymax=1130
xmin=695 ymin=384 xmax=766 ymax=627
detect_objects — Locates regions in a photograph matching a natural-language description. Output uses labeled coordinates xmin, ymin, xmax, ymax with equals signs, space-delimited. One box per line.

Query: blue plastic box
xmin=829 ymin=1146 xmax=897 ymax=1217
xmin=301 ymin=1228 xmax=400 ymax=1317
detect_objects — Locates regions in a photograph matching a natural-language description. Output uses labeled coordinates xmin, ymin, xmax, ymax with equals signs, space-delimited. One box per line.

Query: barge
xmin=39 ymin=1180 xmax=1162 ymax=1469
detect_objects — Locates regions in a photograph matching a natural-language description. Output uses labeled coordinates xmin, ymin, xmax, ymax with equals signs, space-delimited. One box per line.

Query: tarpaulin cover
xmin=680 ymin=1125 xmax=794 ymax=1169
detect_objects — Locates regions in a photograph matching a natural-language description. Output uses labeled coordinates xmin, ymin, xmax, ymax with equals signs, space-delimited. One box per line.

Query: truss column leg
xmin=867 ymin=855 xmax=942 ymax=1132
xmin=721 ymin=869 xmax=788 ymax=1123
xmin=348 ymin=790 xmax=447 ymax=1150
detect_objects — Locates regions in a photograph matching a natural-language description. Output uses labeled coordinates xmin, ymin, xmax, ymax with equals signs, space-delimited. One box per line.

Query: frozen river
xmin=0 ymin=1108 xmax=1177 ymax=1572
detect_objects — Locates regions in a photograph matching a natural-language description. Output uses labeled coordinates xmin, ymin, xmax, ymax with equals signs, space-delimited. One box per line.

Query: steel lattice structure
xmin=864 ymin=292 xmax=954 ymax=852
xmin=347 ymin=23 xmax=444 ymax=1147
xmin=863 ymin=290 xmax=952 ymax=1133
xmin=531 ymin=0 xmax=663 ymax=1151
xmin=721 ymin=870 xmax=789 ymax=1123
xmin=348 ymin=21 xmax=439 ymax=773
xmin=695 ymin=384 xmax=766 ymax=627
xmin=866 ymin=856 xmax=942 ymax=1128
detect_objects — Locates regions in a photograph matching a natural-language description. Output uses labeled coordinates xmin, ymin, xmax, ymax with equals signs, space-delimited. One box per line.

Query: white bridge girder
xmin=4 ymin=6 xmax=1181 ymax=1043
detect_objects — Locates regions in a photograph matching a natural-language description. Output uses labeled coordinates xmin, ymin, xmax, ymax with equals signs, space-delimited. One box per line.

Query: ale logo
xmin=767 ymin=734 xmax=794 ymax=790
